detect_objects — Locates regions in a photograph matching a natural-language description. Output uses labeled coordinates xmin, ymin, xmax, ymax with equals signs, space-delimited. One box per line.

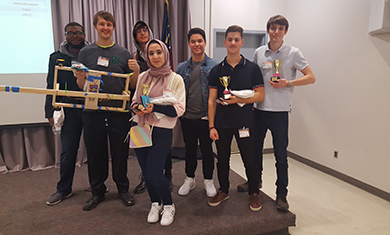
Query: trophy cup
xmin=139 ymin=84 xmax=151 ymax=110
xmin=270 ymin=59 xmax=282 ymax=82
xmin=219 ymin=76 xmax=231 ymax=99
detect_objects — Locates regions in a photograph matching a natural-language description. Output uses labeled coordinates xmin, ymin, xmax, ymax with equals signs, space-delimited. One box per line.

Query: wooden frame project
xmin=0 ymin=66 xmax=132 ymax=112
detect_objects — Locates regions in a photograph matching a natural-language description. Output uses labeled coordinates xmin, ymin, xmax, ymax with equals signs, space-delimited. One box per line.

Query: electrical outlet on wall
xmin=334 ymin=150 xmax=338 ymax=158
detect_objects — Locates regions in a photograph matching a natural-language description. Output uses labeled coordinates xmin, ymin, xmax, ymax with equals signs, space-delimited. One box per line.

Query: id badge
xmin=163 ymin=90 xmax=173 ymax=97
xmin=239 ymin=127 xmax=250 ymax=138
xmin=262 ymin=61 xmax=272 ymax=70
xmin=97 ymin=56 xmax=109 ymax=67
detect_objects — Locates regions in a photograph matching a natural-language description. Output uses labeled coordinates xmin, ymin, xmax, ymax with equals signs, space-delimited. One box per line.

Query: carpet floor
xmin=0 ymin=156 xmax=295 ymax=235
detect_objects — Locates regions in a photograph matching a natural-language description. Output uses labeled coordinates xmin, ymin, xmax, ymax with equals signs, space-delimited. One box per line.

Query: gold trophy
xmin=219 ymin=76 xmax=231 ymax=99
xmin=139 ymin=84 xmax=151 ymax=110
xmin=271 ymin=59 xmax=281 ymax=82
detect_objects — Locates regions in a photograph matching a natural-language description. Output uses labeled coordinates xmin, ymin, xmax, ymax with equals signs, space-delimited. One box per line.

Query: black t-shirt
xmin=209 ymin=56 xmax=264 ymax=129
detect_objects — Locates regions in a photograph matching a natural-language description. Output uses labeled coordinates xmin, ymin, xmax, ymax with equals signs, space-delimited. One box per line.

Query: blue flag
xmin=161 ymin=0 xmax=173 ymax=70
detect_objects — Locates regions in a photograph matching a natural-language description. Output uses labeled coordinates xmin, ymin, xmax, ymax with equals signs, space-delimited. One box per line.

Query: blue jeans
xmin=57 ymin=108 xmax=83 ymax=195
xmin=135 ymin=127 xmax=173 ymax=205
xmin=254 ymin=109 xmax=289 ymax=197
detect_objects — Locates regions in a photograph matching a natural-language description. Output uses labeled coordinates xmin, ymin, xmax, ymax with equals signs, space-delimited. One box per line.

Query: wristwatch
xmin=287 ymin=80 xmax=292 ymax=87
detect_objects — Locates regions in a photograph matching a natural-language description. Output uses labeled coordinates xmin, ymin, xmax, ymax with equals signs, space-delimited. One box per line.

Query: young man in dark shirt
xmin=45 ymin=22 xmax=89 ymax=206
xmin=208 ymin=25 xmax=265 ymax=211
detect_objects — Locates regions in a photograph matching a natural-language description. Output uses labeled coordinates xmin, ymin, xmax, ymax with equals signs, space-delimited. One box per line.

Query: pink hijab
xmin=134 ymin=39 xmax=172 ymax=103
xmin=133 ymin=39 xmax=172 ymax=125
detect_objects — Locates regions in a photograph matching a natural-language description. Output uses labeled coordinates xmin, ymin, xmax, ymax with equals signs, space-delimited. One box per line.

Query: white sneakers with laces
xmin=178 ymin=176 xmax=196 ymax=196
xmin=160 ymin=204 xmax=175 ymax=226
xmin=147 ymin=202 xmax=162 ymax=223
xmin=204 ymin=179 xmax=217 ymax=197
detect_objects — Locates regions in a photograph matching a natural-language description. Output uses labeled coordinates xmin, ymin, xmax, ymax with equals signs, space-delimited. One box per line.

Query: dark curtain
xmin=0 ymin=125 xmax=87 ymax=174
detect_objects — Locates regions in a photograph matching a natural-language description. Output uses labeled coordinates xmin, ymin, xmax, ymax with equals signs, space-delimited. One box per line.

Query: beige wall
xmin=189 ymin=0 xmax=390 ymax=194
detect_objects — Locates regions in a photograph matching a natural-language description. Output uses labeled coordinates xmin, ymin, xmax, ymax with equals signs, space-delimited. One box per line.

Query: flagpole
xmin=161 ymin=0 xmax=174 ymax=70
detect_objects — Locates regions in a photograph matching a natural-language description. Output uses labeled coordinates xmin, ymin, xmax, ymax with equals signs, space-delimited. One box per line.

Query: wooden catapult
xmin=0 ymin=65 xmax=131 ymax=112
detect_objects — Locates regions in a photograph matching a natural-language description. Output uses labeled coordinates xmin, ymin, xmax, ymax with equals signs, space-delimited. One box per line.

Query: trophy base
xmin=141 ymin=95 xmax=150 ymax=107
xmin=270 ymin=73 xmax=280 ymax=82
xmin=223 ymin=93 xmax=231 ymax=100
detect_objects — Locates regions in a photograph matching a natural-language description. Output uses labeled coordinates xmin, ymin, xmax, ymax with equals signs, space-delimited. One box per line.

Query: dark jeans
xmin=254 ymin=109 xmax=289 ymax=197
xmin=82 ymin=111 xmax=131 ymax=197
xmin=181 ymin=118 xmax=214 ymax=179
xmin=164 ymin=152 xmax=172 ymax=179
xmin=215 ymin=128 xmax=259 ymax=195
xmin=135 ymin=127 xmax=173 ymax=205
xmin=57 ymin=108 xmax=83 ymax=195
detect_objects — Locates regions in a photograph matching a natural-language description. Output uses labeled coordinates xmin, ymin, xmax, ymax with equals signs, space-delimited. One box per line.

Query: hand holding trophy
xmin=219 ymin=76 xmax=231 ymax=99
xmin=271 ymin=59 xmax=281 ymax=82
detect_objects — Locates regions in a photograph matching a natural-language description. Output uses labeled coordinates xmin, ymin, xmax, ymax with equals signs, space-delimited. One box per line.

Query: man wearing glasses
xmin=45 ymin=22 xmax=89 ymax=206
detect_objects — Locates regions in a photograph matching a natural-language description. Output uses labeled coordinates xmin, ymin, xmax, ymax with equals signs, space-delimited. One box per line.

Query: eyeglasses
xmin=136 ymin=29 xmax=148 ymax=34
xmin=65 ymin=31 xmax=84 ymax=37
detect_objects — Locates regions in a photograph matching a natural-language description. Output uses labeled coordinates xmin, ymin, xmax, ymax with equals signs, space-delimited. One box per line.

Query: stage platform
xmin=0 ymin=156 xmax=295 ymax=235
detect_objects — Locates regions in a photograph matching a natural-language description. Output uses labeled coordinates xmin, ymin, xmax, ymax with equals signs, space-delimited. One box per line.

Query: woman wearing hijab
xmin=131 ymin=21 xmax=174 ymax=194
xmin=131 ymin=39 xmax=185 ymax=226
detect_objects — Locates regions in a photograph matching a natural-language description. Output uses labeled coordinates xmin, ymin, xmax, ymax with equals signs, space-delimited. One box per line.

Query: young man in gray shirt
xmin=176 ymin=28 xmax=219 ymax=198
xmin=238 ymin=15 xmax=316 ymax=211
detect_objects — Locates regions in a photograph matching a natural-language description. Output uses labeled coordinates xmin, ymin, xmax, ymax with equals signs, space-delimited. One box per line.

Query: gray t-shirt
xmin=183 ymin=61 xmax=206 ymax=119
xmin=253 ymin=43 xmax=308 ymax=112
xmin=78 ymin=43 xmax=132 ymax=108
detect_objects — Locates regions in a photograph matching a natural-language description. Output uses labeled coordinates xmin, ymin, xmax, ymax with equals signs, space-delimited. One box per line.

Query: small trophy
xmin=85 ymin=71 xmax=101 ymax=110
xmin=139 ymin=84 xmax=151 ymax=110
xmin=270 ymin=59 xmax=282 ymax=82
xmin=219 ymin=76 xmax=231 ymax=99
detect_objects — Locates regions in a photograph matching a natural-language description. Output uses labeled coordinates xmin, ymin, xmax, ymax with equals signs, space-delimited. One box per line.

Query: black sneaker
xmin=237 ymin=180 xmax=263 ymax=192
xmin=134 ymin=174 xmax=146 ymax=194
xmin=46 ymin=192 xmax=72 ymax=206
xmin=276 ymin=196 xmax=289 ymax=211
xmin=82 ymin=195 xmax=105 ymax=211
xmin=118 ymin=192 xmax=135 ymax=207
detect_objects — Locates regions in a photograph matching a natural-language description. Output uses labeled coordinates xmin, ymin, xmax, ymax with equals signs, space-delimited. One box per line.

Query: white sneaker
xmin=147 ymin=202 xmax=162 ymax=223
xmin=178 ymin=177 xmax=195 ymax=196
xmin=160 ymin=204 xmax=175 ymax=226
xmin=204 ymin=179 xmax=217 ymax=197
